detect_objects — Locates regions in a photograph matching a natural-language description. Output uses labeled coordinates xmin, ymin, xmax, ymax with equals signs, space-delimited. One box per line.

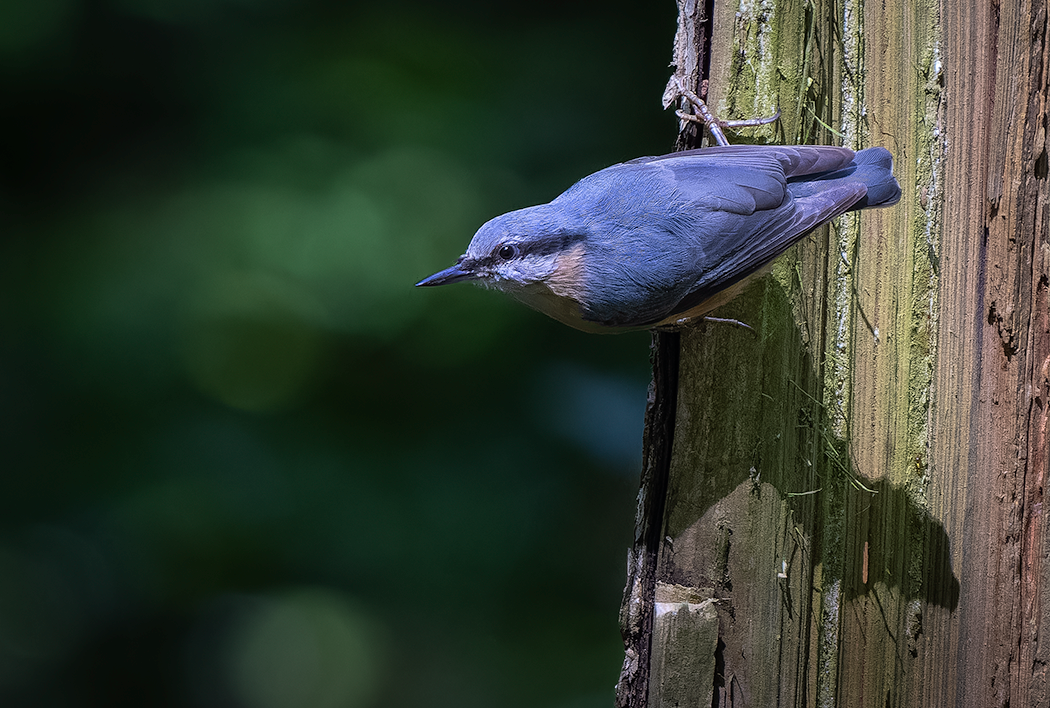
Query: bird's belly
xmin=652 ymin=267 xmax=772 ymax=329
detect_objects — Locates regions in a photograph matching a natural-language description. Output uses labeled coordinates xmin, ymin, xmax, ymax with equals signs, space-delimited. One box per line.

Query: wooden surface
xmin=619 ymin=0 xmax=1049 ymax=705
xmin=936 ymin=0 xmax=1050 ymax=704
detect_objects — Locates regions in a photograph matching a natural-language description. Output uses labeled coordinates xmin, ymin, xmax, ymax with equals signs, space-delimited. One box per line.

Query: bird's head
xmin=415 ymin=205 xmax=584 ymax=296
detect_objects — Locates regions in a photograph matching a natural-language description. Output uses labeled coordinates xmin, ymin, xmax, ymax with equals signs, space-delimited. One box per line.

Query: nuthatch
xmin=416 ymin=144 xmax=900 ymax=333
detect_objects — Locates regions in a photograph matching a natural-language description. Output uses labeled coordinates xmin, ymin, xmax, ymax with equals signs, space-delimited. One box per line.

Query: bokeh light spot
xmin=226 ymin=588 xmax=383 ymax=708
xmin=180 ymin=272 xmax=326 ymax=412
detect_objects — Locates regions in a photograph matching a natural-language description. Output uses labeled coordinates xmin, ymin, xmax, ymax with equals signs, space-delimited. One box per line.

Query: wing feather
xmin=644 ymin=183 xmax=868 ymax=326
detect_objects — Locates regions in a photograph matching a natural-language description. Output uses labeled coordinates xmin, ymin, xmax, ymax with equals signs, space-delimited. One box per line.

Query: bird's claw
xmin=666 ymin=75 xmax=780 ymax=146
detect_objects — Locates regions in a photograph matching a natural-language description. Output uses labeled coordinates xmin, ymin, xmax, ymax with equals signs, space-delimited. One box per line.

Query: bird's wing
xmin=622 ymin=146 xmax=856 ymax=216
xmin=653 ymin=182 xmax=868 ymax=325
xmin=627 ymin=144 xmax=856 ymax=179
xmin=561 ymin=146 xmax=866 ymax=329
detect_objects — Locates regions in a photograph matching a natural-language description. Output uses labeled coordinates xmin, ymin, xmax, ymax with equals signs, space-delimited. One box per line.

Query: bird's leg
xmin=675 ymin=102 xmax=730 ymax=147
xmin=667 ymin=75 xmax=780 ymax=146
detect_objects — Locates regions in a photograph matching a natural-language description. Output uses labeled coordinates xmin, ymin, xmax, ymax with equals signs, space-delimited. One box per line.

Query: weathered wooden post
xmin=617 ymin=0 xmax=1048 ymax=705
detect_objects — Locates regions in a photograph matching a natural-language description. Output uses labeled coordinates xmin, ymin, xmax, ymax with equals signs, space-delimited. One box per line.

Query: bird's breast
xmin=501 ymin=242 xmax=614 ymax=332
xmin=507 ymin=282 xmax=607 ymax=333
xmin=545 ymin=241 xmax=588 ymax=303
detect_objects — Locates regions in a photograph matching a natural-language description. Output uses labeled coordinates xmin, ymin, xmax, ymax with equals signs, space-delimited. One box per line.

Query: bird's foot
xmin=664 ymin=75 xmax=780 ymax=147
xmin=701 ymin=316 xmax=756 ymax=333
xmin=655 ymin=314 xmax=757 ymax=334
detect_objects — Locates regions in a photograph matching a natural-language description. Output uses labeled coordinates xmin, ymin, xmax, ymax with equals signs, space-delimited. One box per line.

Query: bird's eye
xmin=497 ymin=244 xmax=518 ymax=260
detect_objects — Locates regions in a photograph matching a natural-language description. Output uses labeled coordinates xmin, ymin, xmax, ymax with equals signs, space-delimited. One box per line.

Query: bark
xmin=616 ymin=0 xmax=1049 ymax=704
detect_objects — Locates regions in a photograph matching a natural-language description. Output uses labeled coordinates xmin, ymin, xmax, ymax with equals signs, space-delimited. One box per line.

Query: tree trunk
xmin=616 ymin=0 xmax=1049 ymax=705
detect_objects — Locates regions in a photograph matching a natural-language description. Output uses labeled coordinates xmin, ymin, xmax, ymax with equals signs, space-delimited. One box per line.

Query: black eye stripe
xmin=523 ymin=237 xmax=573 ymax=258
xmin=474 ymin=233 xmax=586 ymax=269
xmin=503 ymin=234 xmax=584 ymax=258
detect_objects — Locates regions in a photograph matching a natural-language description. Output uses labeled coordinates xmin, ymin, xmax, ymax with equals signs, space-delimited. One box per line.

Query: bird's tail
xmin=787 ymin=146 xmax=902 ymax=210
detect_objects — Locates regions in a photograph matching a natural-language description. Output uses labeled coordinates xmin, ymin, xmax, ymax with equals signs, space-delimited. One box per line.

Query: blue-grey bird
xmin=416 ymin=144 xmax=900 ymax=333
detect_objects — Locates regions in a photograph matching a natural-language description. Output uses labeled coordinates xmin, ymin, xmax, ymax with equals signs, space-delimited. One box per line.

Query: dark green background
xmin=0 ymin=1 xmax=676 ymax=706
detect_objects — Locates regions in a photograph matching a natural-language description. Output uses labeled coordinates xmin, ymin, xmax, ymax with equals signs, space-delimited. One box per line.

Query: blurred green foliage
xmin=0 ymin=1 xmax=674 ymax=706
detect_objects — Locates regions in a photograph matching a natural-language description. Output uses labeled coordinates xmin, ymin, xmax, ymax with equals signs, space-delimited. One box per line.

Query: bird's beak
xmin=415 ymin=261 xmax=479 ymax=287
